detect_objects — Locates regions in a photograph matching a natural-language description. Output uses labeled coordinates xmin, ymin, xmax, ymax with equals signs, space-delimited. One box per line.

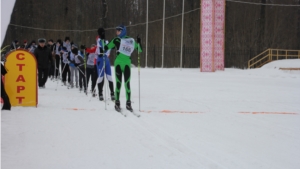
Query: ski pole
xmin=53 ymin=45 xmax=55 ymax=81
xmin=84 ymin=49 xmax=88 ymax=95
xmin=12 ymin=41 xmax=16 ymax=51
xmin=53 ymin=59 xmax=56 ymax=81
xmin=102 ymin=40 xmax=107 ymax=110
xmin=76 ymin=65 xmax=87 ymax=94
xmin=76 ymin=66 xmax=86 ymax=77
xmin=137 ymin=36 xmax=141 ymax=112
xmin=59 ymin=55 xmax=62 ymax=79
xmin=56 ymin=61 xmax=67 ymax=91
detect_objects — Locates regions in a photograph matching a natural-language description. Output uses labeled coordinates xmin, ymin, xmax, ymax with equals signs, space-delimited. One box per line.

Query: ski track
xmin=2 ymin=63 xmax=300 ymax=169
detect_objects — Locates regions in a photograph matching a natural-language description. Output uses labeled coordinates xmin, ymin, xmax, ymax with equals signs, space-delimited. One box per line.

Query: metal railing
xmin=248 ymin=49 xmax=300 ymax=69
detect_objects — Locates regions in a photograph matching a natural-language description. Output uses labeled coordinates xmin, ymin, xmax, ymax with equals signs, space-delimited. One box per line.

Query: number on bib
xmin=119 ymin=38 xmax=135 ymax=56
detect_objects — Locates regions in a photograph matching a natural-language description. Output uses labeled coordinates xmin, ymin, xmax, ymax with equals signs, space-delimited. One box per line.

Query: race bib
xmin=119 ymin=38 xmax=135 ymax=56
xmin=62 ymin=53 xmax=68 ymax=63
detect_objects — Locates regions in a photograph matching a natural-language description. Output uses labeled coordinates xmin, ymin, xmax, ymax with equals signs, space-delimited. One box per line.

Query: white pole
xmin=146 ymin=0 xmax=149 ymax=67
xmin=180 ymin=0 xmax=185 ymax=70
xmin=162 ymin=0 xmax=165 ymax=68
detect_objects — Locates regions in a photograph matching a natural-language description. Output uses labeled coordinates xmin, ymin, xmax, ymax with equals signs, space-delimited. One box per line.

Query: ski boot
xmin=115 ymin=100 xmax=121 ymax=112
xmin=63 ymin=81 xmax=67 ymax=86
xmin=126 ymin=101 xmax=133 ymax=112
xmin=111 ymin=93 xmax=115 ymax=101
xmin=99 ymin=95 xmax=104 ymax=101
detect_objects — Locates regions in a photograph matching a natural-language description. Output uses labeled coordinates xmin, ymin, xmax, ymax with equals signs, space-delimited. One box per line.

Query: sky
xmin=1 ymin=0 xmax=16 ymax=46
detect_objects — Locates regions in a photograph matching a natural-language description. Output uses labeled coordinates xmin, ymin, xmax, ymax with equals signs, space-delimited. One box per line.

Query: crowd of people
xmin=3 ymin=25 xmax=142 ymax=112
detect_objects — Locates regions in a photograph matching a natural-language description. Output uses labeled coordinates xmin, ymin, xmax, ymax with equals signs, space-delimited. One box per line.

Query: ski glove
xmin=101 ymin=32 xmax=105 ymax=40
xmin=137 ymin=36 xmax=141 ymax=44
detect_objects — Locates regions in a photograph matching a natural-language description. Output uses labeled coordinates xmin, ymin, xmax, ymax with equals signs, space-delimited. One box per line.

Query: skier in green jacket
xmin=102 ymin=25 xmax=142 ymax=112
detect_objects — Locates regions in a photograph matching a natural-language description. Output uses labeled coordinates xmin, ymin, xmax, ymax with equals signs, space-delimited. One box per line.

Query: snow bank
xmin=261 ymin=59 xmax=300 ymax=69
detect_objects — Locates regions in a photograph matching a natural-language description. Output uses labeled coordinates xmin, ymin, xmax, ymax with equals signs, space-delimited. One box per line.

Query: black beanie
xmin=72 ymin=48 xmax=78 ymax=55
xmin=56 ymin=39 xmax=62 ymax=45
xmin=97 ymin=28 xmax=105 ymax=37
xmin=65 ymin=36 xmax=70 ymax=41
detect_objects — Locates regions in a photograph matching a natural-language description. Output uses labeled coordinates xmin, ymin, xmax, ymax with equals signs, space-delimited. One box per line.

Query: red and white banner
xmin=214 ymin=0 xmax=225 ymax=70
xmin=200 ymin=0 xmax=225 ymax=72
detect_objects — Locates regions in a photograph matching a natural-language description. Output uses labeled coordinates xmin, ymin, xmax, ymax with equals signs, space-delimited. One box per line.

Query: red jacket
xmin=85 ymin=46 xmax=97 ymax=65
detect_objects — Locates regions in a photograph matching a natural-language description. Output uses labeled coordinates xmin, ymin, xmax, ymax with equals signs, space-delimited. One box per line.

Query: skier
xmin=84 ymin=44 xmax=97 ymax=96
xmin=34 ymin=38 xmax=54 ymax=88
xmin=71 ymin=48 xmax=86 ymax=93
xmin=95 ymin=28 xmax=115 ymax=101
xmin=27 ymin=40 xmax=37 ymax=53
xmin=61 ymin=47 xmax=71 ymax=86
xmin=54 ymin=39 xmax=63 ymax=79
xmin=63 ymin=37 xmax=71 ymax=52
xmin=102 ymin=25 xmax=142 ymax=111
xmin=10 ymin=40 xmax=19 ymax=50
xmin=1 ymin=63 xmax=11 ymax=110
xmin=47 ymin=39 xmax=55 ymax=79
xmin=68 ymin=44 xmax=79 ymax=88
xmin=23 ymin=40 xmax=28 ymax=49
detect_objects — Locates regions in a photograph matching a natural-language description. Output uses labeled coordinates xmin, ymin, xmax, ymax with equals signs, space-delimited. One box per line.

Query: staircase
xmin=248 ymin=49 xmax=300 ymax=69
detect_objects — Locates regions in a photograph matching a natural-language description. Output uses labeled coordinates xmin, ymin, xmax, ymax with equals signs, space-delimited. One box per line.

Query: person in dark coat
xmin=47 ymin=39 xmax=55 ymax=79
xmin=34 ymin=38 xmax=53 ymax=88
xmin=1 ymin=63 xmax=11 ymax=110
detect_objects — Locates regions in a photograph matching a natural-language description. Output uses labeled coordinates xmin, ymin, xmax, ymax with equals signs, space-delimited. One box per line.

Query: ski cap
xmin=97 ymin=28 xmax=105 ymax=38
xmin=72 ymin=48 xmax=78 ymax=55
xmin=65 ymin=36 xmax=70 ymax=41
xmin=38 ymin=38 xmax=46 ymax=43
xmin=56 ymin=39 xmax=62 ymax=45
xmin=115 ymin=25 xmax=127 ymax=38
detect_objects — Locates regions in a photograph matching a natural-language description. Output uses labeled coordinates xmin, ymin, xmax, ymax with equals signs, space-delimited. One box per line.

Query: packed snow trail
xmin=2 ymin=61 xmax=300 ymax=169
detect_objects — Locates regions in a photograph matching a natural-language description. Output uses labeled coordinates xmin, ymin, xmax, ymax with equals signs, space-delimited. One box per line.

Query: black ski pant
xmin=1 ymin=81 xmax=11 ymax=110
xmin=49 ymin=63 xmax=54 ymax=77
xmin=97 ymin=78 xmax=114 ymax=96
xmin=61 ymin=63 xmax=70 ymax=83
xmin=115 ymin=65 xmax=131 ymax=101
xmin=86 ymin=66 xmax=96 ymax=91
xmin=78 ymin=66 xmax=86 ymax=90
xmin=38 ymin=68 xmax=49 ymax=87
xmin=55 ymin=55 xmax=61 ymax=78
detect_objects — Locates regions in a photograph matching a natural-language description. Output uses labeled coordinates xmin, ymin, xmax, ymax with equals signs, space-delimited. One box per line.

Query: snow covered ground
xmin=2 ymin=60 xmax=300 ymax=169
